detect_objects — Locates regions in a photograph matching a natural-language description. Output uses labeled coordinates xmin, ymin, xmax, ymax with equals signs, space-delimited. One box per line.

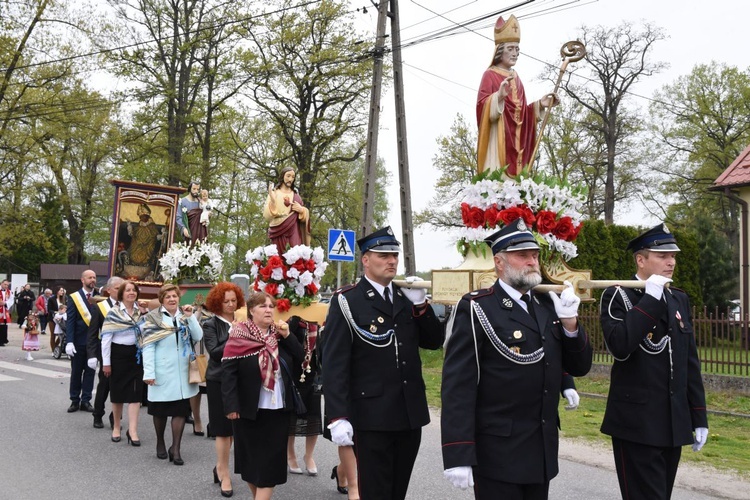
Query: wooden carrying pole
xmin=394 ymin=279 xmax=651 ymax=293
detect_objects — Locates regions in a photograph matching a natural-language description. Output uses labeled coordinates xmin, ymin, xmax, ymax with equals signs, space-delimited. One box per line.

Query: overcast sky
xmin=355 ymin=0 xmax=749 ymax=272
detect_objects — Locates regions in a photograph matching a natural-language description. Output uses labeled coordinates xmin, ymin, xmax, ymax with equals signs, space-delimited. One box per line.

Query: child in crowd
xmin=199 ymin=189 xmax=212 ymax=226
xmin=53 ymin=305 xmax=67 ymax=354
xmin=21 ymin=311 xmax=40 ymax=361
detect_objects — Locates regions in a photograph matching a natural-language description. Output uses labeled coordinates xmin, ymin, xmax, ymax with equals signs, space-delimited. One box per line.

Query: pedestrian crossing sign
xmin=328 ymin=229 xmax=356 ymax=262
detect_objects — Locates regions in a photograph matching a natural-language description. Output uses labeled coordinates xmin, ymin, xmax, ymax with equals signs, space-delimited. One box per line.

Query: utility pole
xmin=359 ymin=0 xmax=389 ymax=276
xmin=389 ymin=0 xmax=416 ymax=275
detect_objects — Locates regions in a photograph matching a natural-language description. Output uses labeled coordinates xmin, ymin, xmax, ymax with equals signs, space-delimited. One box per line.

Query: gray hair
xmin=106 ymin=276 xmax=124 ymax=290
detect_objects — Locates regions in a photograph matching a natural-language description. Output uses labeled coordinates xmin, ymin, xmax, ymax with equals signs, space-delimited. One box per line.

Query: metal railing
xmin=578 ymin=303 xmax=750 ymax=376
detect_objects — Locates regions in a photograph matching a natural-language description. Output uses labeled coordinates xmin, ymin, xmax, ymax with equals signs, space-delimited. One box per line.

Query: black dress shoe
xmin=80 ymin=402 xmax=94 ymax=412
xmin=93 ymin=417 xmax=104 ymax=429
xmin=67 ymin=402 xmax=80 ymax=413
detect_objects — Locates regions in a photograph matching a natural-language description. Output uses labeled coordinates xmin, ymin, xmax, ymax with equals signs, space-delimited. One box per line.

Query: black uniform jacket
xmin=67 ymin=289 xmax=98 ymax=346
xmin=599 ymin=284 xmax=707 ymax=447
xmin=203 ymin=315 xmax=230 ymax=383
xmin=221 ymin=333 xmax=304 ymax=420
xmin=86 ymin=298 xmax=115 ymax=361
xmin=322 ymin=279 xmax=445 ymax=432
xmin=441 ymin=281 xmax=592 ymax=484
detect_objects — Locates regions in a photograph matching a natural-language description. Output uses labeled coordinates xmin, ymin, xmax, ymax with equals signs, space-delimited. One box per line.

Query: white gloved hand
xmin=692 ymin=427 xmax=708 ymax=452
xmin=444 ymin=466 xmax=474 ymax=490
xmin=328 ymin=419 xmax=354 ymax=446
xmin=548 ymin=281 xmax=580 ymax=319
xmin=65 ymin=343 xmax=77 ymax=357
xmin=401 ymin=277 xmax=427 ymax=306
xmin=645 ymin=274 xmax=672 ymax=300
xmin=87 ymin=358 xmax=98 ymax=370
xmin=562 ymin=388 xmax=580 ymax=409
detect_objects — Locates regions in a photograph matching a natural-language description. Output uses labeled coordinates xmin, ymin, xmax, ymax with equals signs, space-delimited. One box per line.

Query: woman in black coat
xmin=203 ymin=282 xmax=245 ymax=498
xmin=222 ymin=292 xmax=304 ymax=500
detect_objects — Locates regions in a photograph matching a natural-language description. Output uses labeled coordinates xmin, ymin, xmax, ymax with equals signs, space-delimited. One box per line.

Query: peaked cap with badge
xmin=626 ymin=223 xmax=680 ymax=253
xmin=484 ymin=217 xmax=540 ymax=254
xmin=357 ymin=226 xmax=401 ymax=254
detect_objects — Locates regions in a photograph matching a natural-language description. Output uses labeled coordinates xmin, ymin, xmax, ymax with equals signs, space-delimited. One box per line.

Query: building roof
xmin=40 ymin=261 xmax=109 ymax=280
xmin=713 ymin=143 xmax=750 ymax=189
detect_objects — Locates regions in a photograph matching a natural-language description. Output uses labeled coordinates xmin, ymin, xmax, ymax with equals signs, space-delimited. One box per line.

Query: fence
xmin=578 ymin=303 xmax=750 ymax=377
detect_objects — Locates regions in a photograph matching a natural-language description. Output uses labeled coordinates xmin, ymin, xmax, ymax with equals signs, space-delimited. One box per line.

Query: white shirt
xmin=257 ymin=327 xmax=285 ymax=410
xmin=102 ymin=303 xmax=138 ymax=366
xmin=497 ymin=278 xmax=578 ymax=337
xmin=363 ymin=275 xmax=393 ymax=302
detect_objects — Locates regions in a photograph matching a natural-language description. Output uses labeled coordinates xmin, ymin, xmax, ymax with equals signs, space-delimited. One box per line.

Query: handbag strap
xmin=278 ymin=356 xmax=297 ymax=388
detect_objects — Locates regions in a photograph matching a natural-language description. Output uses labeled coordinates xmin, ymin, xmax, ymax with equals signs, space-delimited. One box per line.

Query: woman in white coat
xmin=141 ymin=283 xmax=203 ymax=465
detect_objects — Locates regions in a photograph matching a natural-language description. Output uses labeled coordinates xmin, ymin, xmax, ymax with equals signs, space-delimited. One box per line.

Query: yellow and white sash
xmin=71 ymin=291 xmax=92 ymax=326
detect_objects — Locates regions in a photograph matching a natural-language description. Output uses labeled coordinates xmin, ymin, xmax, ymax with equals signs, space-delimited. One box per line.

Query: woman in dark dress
xmin=286 ymin=316 xmax=323 ymax=476
xmin=222 ymin=292 xmax=303 ymax=500
xmin=203 ymin=282 xmax=245 ymax=497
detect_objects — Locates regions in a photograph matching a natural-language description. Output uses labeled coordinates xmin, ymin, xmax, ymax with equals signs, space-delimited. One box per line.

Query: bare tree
xmin=548 ymin=21 xmax=666 ymax=224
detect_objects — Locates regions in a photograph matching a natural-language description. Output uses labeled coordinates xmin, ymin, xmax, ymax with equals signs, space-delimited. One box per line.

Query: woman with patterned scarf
xmin=100 ymin=280 xmax=148 ymax=445
xmin=141 ymin=283 xmax=203 ymax=465
xmin=222 ymin=292 xmax=304 ymax=500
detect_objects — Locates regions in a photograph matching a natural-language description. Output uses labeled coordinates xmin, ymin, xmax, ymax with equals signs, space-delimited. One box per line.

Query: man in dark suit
xmin=65 ymin=269 xmax=98 ymax=413
xmin=441 ymin=218 xmax=592 ymax=500
xmin=322 ymin=226 xmax=444 ymax=500
xmin=600 ymin=223 xmax=708 ymax=499
xmin=86 ymin=276 xmax=123 ymax=428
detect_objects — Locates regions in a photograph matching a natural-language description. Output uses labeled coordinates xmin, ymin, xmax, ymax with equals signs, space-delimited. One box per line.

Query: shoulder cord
xmin=471 ymin=300 xmax=544 ymax=366
xmin=605 ymin=287 xmax=672 ymax=375
xmin=337 ymin=294 xmax=399 ymax=367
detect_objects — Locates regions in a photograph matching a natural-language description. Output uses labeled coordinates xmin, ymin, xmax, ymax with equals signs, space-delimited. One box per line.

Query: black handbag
xmin=279 ymin=357 xmax=307 ymax=416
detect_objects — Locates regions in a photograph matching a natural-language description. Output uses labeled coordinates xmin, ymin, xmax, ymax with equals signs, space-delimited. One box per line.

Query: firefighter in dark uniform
xmin=322 ymin=226 xmax=445 ymax=500
xmin=441 ymin=218 xmax=592 ymax=500
xmin=600 ymin=223 xmax=708 ymax=500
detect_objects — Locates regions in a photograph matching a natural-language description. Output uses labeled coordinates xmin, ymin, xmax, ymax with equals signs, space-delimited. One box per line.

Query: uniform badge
xmin=502 ymin=298 xmax=513 ymax=308
xmin=366 ymin=290 xmax=375 ymax=298
xmin=387 ymin=227 xmax=394 ymax=235
xmin=510 ymin=346 xmax=521 ymax=354
xmin=513 ymin=330 xmax=522 ymax=339
xmin=518 ymin=219 xmax=527 ymax=231
xmin=647 ymin=332 xmax=653 ymax=340
xmin=663 ymin=223 xmax=670 ymax=234
xmin=377 ymin=317 xmax=384 ymax=324
xmin=676 ymin=311 xmax=684 ymax=328
xmin=370 ymin=325 xmax=378 ymax=333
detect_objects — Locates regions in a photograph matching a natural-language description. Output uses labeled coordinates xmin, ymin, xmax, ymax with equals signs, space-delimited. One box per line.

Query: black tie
xmin=520 ymin=293 xmax=536 ymax=321
xmin=384 ymin=287 xmax=392 ymax=306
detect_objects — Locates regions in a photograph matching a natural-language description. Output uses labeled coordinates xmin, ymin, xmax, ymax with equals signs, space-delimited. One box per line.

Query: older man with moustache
xmin=441 ymin=218 xmax=592 ymax=500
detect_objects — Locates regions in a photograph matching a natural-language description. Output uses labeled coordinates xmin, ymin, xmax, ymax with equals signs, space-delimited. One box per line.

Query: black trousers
xmin=354 ymin=428 xmax=421 ymax=500
xmin=611 ymin=437 xmax=682 ymax=500
xmin=93 ymin=364 xmax=110 ymax=418
xmin=68 ymin=347 xmax=95 ymax=404
xmin=474 ymin=472 xmax=549 ymax=500
xmin=0 ymin=323 xmax=7 ymax=344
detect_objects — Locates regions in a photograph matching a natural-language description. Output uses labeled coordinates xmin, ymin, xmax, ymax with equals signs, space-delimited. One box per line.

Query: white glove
xmin=444 ymin=466 xmax=474 ymax=490
xmin=401 ymin=277 xmax=427 ymax=306
xmin=692 ymin=427 xmax=708 ymax=452
xmin=328 ymin=419 xmax=354 ymax=446
xmin=87 ymin=358 xmax=98 ymax=370
xmin=645 ymin=274 xmax=672 ymax=300
xmin=562 ymin=388 xmax=580 ymax=409
xmin=65 ymin=343 xmax=77 ymax=357
xmin=548 ymin=280 xmax=580 ymax=319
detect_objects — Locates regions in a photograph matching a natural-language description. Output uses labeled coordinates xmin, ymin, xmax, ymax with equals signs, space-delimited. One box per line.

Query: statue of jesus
xmin=263 ymin=166 xmax=311 ymax=251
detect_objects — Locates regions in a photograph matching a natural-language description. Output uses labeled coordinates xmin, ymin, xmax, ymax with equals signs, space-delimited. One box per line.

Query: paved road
xmin=0 ymin=324 xmax=744 ymax=499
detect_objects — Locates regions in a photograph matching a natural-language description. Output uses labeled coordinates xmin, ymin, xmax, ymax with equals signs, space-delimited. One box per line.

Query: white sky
xmin=357 ymin=0 xmax=750 ymax=272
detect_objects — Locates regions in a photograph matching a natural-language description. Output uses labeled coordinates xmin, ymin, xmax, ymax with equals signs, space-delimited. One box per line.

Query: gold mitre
xmin=136 ymin=203 xmax=151 ymax=216
xmin=494 ymin=15 xmax=520 ymax=45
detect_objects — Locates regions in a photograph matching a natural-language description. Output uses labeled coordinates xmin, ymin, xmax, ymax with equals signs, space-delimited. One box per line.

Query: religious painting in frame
xmin=108 ymin=180 xmax=186 ymax=285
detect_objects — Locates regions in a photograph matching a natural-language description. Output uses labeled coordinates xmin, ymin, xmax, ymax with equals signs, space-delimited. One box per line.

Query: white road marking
xmin=0 ymin=374 xmax=22 ymax=382
xmin=0 ymin=360 xmax=70 ymax=378
xmin=34 ymin=359 xmax=72 ymax=369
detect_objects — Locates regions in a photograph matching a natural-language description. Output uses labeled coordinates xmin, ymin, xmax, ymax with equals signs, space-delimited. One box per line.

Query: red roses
xmin=461 ymin=204 xmax=581 ymax=242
